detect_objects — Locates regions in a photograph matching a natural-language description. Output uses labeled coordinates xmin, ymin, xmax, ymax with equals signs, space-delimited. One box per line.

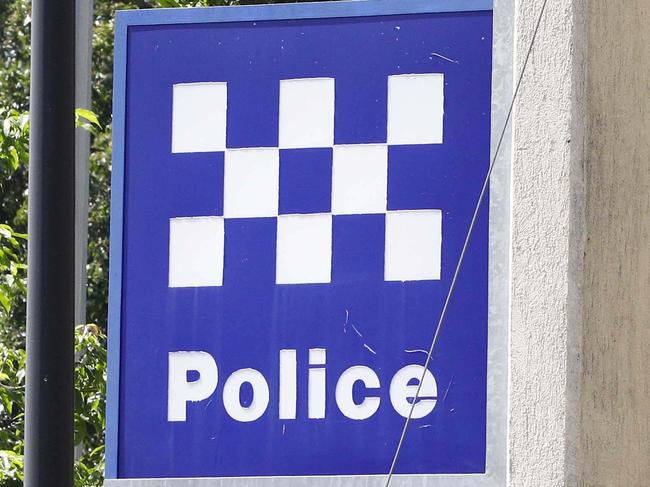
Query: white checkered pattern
xmin=169 ymin=75 xmax=444 ymax=287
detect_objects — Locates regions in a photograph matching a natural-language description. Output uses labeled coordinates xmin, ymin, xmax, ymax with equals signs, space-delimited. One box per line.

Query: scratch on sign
xmin=363 ymin=343 xmax=377 ymax=355
xmin=430 ymin=51 xmax=459 ymax=64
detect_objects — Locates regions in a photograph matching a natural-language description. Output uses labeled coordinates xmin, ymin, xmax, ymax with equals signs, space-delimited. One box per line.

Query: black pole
xmin=24 ymin=1 xmax=76 ymax=486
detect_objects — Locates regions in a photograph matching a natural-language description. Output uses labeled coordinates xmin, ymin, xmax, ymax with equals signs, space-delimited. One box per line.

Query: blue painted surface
xmin=116 ymin=0 xmax=493 ymax=26
xmin=108 ymin=1 xmax=493 ymax=480
xmin=280 ymin=148 xmax=333 ymax=215
xmin=105 ymin=17 xmax=127 ymax=480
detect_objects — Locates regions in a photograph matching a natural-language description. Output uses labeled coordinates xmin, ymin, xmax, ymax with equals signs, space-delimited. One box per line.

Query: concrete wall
xmin=580 ymin=2 xmax=650 ymax=486
xmin=511 ymin=0 xmax=650 ymax=484
xmin=510 ymin=0 xmax=585 ymax=484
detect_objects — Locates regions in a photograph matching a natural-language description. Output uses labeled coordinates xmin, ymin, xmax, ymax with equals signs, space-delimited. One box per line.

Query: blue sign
xmin=107 ymin=1 xmax=502 ymax=483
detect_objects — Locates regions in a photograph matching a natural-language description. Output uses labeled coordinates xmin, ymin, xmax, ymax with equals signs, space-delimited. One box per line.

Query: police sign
xmin=106 ymin=1 xmax=507 ymax=484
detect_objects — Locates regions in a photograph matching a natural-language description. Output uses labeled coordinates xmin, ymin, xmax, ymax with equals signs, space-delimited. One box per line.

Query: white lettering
xmin=279 ymin=349 xmax=297 ymax=419
xmin=389 ymin=364 xmax=437 ymax=418
xmin=335 ymin=366 xmax=381 ymax=420
xmin=168 ymin=351 xmax=218 ymax=422
xmin=308 ymin=348 xmax=326 ymax=419
xmin=223 ymin=368 xmax=270 ymax=422
xmin=166 ymin=349 xmax=439 ymax=423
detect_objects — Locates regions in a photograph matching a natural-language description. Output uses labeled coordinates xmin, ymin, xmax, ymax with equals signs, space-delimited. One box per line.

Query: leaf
xmin=0 ymin=290 xmax=10 ymax=313
xmin=19 ymin=113 xmax=29 ymax=130
xmin=157 ymin=0 xmax=181 ymax=7
xmin=75 ymin=108 xmax=101 ymax=128
xmin=8 ymin=146 xmax=19 ymax=170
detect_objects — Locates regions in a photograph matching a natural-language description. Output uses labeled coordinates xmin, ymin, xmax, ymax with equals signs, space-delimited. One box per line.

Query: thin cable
xmin=384 ymin=1 xmax=549 ymax=484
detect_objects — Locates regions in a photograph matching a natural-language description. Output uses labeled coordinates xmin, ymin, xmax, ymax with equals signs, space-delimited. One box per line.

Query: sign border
xmin=106 ymin=1 xmax=509 ymax=485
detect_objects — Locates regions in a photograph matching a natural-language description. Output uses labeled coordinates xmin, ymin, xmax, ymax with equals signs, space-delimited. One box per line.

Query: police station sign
xmin=106 ymin=1 xmax=507 ymax=485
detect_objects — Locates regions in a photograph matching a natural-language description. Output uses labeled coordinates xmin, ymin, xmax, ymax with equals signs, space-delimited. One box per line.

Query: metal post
xmin=24 ymin=1 xmax=76 ymax=486
xmin=75 ymin=0 xmax=94 ymax=329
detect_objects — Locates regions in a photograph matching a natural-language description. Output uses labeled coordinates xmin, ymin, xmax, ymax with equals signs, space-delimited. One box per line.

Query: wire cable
xmin=383 ymin=1 xmax=549 ymax=484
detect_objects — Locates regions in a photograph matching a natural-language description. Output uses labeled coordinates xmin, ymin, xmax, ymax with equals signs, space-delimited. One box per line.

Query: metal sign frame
xmin=106 ymin=0 xmax=511 ymax=485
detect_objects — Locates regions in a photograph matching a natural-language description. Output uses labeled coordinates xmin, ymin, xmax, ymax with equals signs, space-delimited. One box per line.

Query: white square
xmin=332 ymin=144 xmax=387 ymax=215
xmin=385 ymin=210 xmax=442 ymax=281
xmin=279 ymin=78 xmax=335 ymax=149
xmin=172 ymin=82 xmax=227 ymax=153
xmin=387 ymin=74 xmax=444 ymax=145
xmin=276 ymin=214 xmax=332 ymax=284
xmin=224 ymin=148 xmax=279 ymax=218
xmin=169 ymin=217 xmax=224 ymax=287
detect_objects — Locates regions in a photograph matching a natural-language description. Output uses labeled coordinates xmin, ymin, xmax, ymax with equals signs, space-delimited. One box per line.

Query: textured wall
xmin=510 ymin=0 xmax=586 ymax=485
xmin=580 ymin=2 xmax=650 ymax=486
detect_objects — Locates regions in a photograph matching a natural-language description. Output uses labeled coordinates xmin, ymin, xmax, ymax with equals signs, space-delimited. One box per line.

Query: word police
xmin=168 ymin=349 xmax=438 ymax=422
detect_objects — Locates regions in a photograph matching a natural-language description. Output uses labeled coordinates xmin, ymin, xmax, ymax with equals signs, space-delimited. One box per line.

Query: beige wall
xmin=580 ymin=2 xmax=650 ymax=486
xmin=509 ymin=0 xmax=586 ymax=484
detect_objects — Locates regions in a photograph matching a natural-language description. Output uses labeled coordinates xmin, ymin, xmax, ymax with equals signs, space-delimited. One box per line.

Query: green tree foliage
xmin=0 ymin=0 xmax=30 ymax=348
xmin=0 ymin=325 xmax=107 ymax=487
xmin=1 ymin=3 xmax=122 ymax=484
xmin=0 ymin=103 xmax=104 ymax=487
xmin=0 ymin=109 xmax=28 ymax=347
